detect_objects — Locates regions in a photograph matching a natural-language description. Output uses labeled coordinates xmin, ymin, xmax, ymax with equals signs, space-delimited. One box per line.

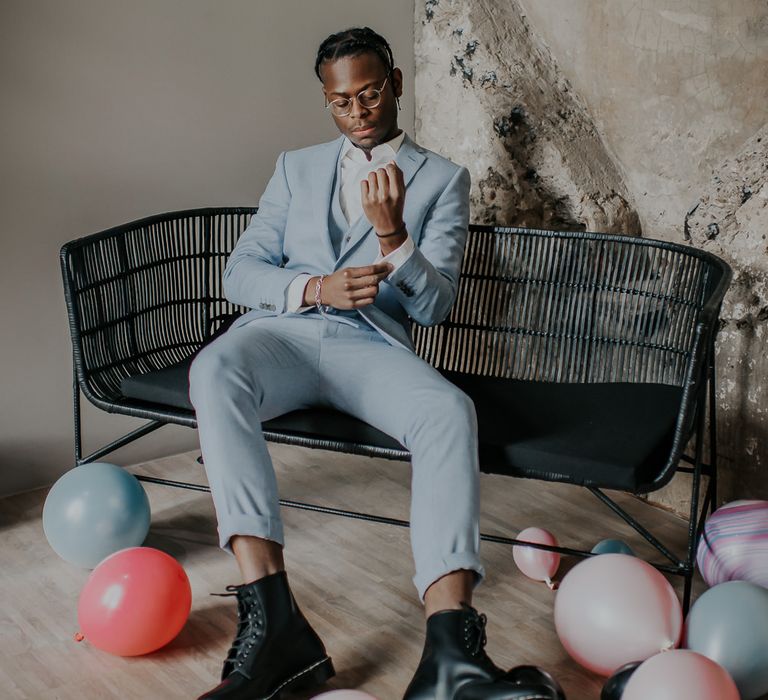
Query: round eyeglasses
xmin=325 ymin=78 xmax=388 ymax=118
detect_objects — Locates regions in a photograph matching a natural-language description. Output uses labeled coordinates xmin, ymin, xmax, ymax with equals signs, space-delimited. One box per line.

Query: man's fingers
xmin=344 ymin=263 xmax=391 ymax=278
xmin=343 ymin=272 xmax=388 ymax=291
xmin=366 ymin=171 xmax=379 ymax=196
xmin=348 ymin=284 xmax=379 ymax=301
xmin=386 ymin=162 xmax=404 ymax=198
xmin=388 ymin=160 xmax=405 ymax=188
xmin=351 ymin=297 xmax=375 ymax=308
xmin=374 ymin=168 xmax=389 ymax=200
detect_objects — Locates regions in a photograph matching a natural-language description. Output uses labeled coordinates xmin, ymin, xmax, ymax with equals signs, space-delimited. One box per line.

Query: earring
xmin=396 ymin=96 xmax=402 ymax=111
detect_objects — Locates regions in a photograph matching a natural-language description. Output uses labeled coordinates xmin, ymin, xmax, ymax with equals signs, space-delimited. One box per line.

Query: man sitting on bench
xmin=190 ymin=26 xmax=559 ymax=700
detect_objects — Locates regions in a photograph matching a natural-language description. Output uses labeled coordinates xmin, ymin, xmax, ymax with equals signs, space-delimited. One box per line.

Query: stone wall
xmin=686 ymin=125 xmax=768 ymax=506
xmin=516 ymin=0 xmax=768 ymax=243
xmin=415 ymin=1 xmax=640 ymax=234
xmin=415 ymin=0 xmax=768 ymax=513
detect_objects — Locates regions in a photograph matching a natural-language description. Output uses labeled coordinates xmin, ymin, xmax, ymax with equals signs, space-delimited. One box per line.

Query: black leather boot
xmin=403 ymin=605 xmax=566 ymax=700
xmin=457 ymin=666 xmax=567 ymax=699
xmin=197 ymin=571 xmax=334 ymax=700
xmin=403 ymin=604 xmax=505 ymax=699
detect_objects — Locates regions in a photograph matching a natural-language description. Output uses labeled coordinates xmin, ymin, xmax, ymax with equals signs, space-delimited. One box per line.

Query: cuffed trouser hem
xmin=218 ymin=514 xmax=285 ymax=554
xmin=414 ymin=552 xmax=486 ymax=603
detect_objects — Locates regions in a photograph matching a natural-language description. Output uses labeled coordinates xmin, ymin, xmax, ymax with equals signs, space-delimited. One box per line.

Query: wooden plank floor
xmin=1 ymin=444 xmax=706 ymax=700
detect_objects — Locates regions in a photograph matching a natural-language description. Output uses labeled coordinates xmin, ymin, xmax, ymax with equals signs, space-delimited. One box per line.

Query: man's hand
xmin=302 ymin=263 xmax=392 ymax=309
xmin=361 ymin=161 xmax=406 ymax=236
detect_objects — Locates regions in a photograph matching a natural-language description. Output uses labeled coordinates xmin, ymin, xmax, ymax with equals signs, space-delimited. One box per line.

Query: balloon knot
xmin=74 ymin=632 xmax=85 ymax=642
xmin=545 ymin=577 xmax=558 ymax=591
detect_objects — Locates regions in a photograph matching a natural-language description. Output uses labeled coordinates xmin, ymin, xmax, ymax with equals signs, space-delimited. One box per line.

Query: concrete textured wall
xmin=416 ymin=0 xmax=641 ymax=234
xmin=415 ymin=0 xmax=768 ymax=512
xmin=687 ymin=124 xmax=768 ymax=506
xmin=517 ymin=0 xmax=768 ymax=243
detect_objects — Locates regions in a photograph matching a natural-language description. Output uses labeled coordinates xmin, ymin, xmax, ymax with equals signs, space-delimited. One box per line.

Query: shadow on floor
xmin=142 ymin=507 xmax=219 ymax=563
xmin=148 ymin=601 xmax=236 ymax=658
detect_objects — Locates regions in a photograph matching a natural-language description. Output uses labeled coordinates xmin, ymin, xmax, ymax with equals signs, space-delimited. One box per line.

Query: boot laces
xmin=462 ymin=607 xmax=488 ymax=657
xmin=211 ymin=584 xmax=265 ymax=676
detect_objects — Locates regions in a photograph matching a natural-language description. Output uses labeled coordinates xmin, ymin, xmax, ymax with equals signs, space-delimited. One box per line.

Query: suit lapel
xmin=335 ymin=133 xmax=427 ymax=269
xmin=312 ymin=136 xmax=346 ymax=266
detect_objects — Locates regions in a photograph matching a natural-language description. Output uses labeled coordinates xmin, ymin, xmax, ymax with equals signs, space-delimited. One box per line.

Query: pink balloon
xmin=312 ymin=693 xmax=379 ymax=700
xmin=622 ymin=650 xmax=739 ymax=700
xmin=554 ymin=554 xmax=682 ymax=676
xmin=513 ymin=527 xmax=560 ymax=585
xmin=77 ymin=547 xmax=191 ymax=656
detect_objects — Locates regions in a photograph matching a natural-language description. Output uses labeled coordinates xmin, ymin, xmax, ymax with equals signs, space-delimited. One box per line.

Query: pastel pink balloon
xmin=554 ymin=554 xmax=682 ymax=676
xmin=311 ymin=692 xmax=379 ymax=700
xmin=513 ymin=527 xmax=560 ymax=583
xmin=77 ymin=547 xmax=191 ymax=656
xmin=622 ymin=650 xmax=739 ymax=700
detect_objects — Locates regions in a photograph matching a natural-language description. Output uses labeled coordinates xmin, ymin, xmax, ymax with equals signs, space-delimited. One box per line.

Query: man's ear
xmin=392 ymin=67 xmax=404 ymax=98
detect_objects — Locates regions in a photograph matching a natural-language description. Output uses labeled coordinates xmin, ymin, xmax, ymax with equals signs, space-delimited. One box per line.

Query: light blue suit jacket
xmin=224 ymin=133 xmax=470 ymax=351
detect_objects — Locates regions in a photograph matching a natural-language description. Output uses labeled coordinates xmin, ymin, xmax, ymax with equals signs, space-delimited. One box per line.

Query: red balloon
xmin=77 ymin=547 xmax=191 ymax=656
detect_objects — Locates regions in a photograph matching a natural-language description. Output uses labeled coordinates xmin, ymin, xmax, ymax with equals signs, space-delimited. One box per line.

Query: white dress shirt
xmin=285 ymin=130 xmax=415 ymax=312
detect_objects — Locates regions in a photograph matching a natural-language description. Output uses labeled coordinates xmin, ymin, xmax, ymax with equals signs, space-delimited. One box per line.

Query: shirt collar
xmin=341 ymin=130 xmax=406 ymax=163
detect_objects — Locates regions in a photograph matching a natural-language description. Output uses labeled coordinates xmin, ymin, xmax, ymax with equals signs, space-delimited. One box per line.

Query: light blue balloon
xmin=686 ymin=580 xmax=768 ymax=700
xmin=42 ymin=462 xmax=150 ymax=568
xmin=591 ymin=538 xmax=635 ymax=556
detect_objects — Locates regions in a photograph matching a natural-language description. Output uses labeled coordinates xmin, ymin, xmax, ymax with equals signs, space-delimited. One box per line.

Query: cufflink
xmin=395 ymin=281 xmax=414 ymax=297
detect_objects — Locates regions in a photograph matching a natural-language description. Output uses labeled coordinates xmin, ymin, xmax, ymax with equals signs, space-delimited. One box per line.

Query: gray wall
xmin=0 ymin=0 xmax=415 ymax=497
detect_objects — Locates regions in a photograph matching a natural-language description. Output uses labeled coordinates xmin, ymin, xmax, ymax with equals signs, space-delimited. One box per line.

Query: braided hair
xmin=314 ymin=27 xmax=395 ymax=81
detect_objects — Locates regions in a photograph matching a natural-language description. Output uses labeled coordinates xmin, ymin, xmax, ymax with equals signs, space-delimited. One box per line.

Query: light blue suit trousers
xmin=189 ymin=134 xmax=484 ymax=601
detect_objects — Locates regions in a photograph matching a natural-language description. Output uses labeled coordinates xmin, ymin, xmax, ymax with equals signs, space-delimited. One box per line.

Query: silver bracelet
xmin=314 ymin=275 xmax=326 ymax=313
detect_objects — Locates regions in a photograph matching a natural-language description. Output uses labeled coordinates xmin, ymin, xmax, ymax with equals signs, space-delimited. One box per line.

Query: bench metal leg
xmin=587 ymin=487 xmax=682 ymax=567
xmin=708 ymin=349 xmax=719 ymax=516
xmin=73 ymin=358 xmax=82 ymax=464
xmin=72 ymin=358 xmax=167 ymax=467
xmin=132 ymin=474 xmax=687 ymax=580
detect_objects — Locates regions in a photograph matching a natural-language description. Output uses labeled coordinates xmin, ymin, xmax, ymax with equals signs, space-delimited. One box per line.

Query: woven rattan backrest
xmin=61 ymin=208 xmax=252 ymax=402
xmin=63 ymin=211 xmax=729 ymax=402
xmin=413 ymin=227 xmax=728 ymax=386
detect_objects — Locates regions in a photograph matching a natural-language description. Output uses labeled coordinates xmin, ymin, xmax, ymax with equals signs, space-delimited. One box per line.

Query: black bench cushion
xmin=121 ymin=360 xmax=682 ymax=493
xmin=442 ymin=371 xmax=682 ymax=493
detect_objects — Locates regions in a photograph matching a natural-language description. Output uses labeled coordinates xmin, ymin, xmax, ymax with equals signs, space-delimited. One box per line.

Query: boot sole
xmin=263 ymin=656 xmax=336 ymax=699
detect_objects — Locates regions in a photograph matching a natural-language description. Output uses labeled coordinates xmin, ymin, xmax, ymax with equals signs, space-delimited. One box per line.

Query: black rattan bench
xmin=60 ymin=207 xmax=731 ymax=611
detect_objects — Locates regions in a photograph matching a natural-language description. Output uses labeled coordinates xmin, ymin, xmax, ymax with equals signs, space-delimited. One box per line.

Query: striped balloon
xmin=697 ymin=500 xmax=768 ymax=589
